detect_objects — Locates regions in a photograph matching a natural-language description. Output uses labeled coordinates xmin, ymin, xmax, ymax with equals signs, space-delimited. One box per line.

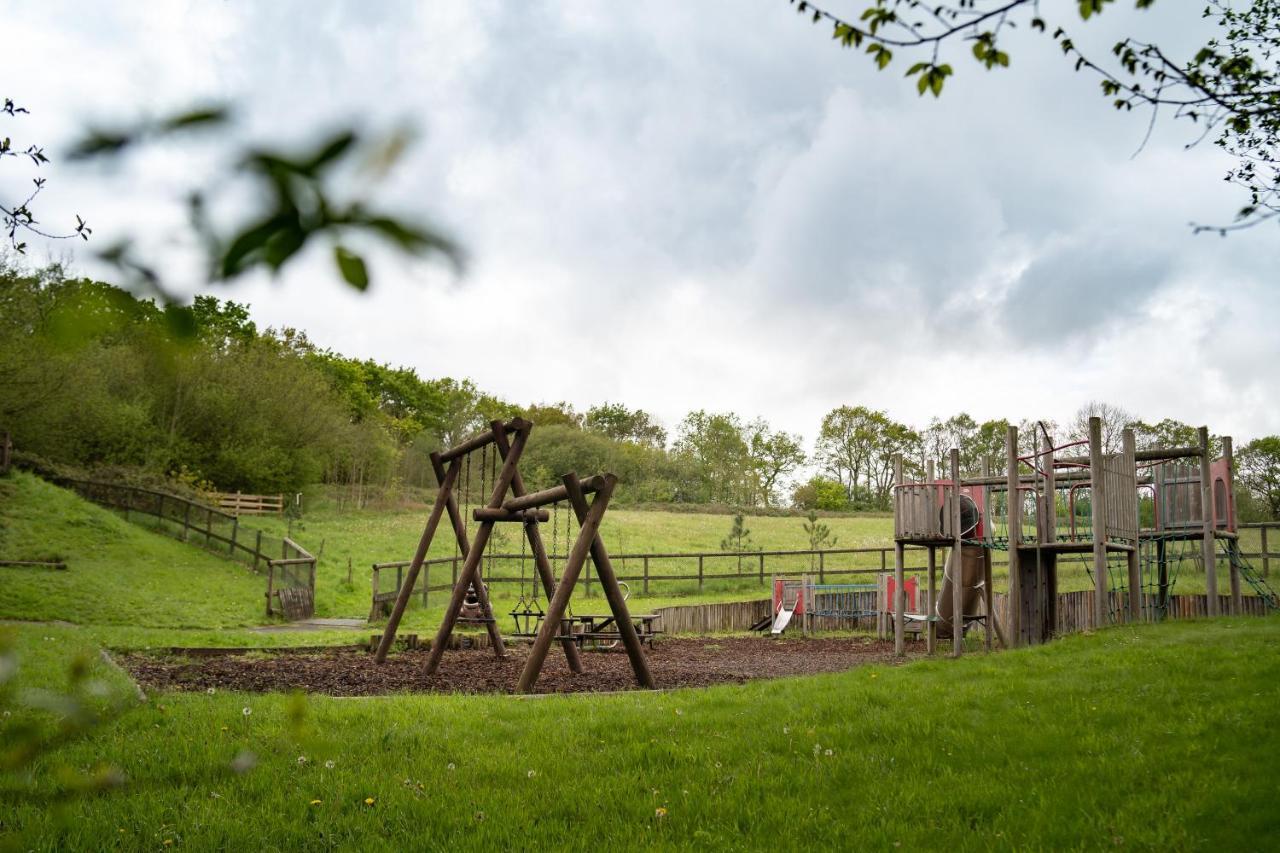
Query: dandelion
xmin=527 ymin=769 xmax=537 ymax=778
xmin=220 ymin=726 xmax=228 ymax=732
xmin=364 ymin=797 xmax=376 ymax=806
xmin=309 ymin=799 xmax=322 ymax=806
xmin=230 ymin=750 xmax=257 ymax=775
xmin=324 ymin=760 xmax=335 ymax=769
xmin=655 ymin=807 xmax=668 ymax=818
xmin=475 ymin=811 xmax=485 ymax=822
xmin=242 ymin=707 xmax=252 ymax=717
xmin=824 ymin=749 xmax=833 ymax=756
xmin=297 ymin=756 xmax=308 ymax=766
xmin=674 ymin=709 xmax=682 ymax=716
xmin=813 ymin=744 xmax=821 ymax=756
xmin=2 ymin=710 xmax=9 ymax=718
xmin=447 ymin=762 xmax=456 ymax=771
xmin=871 ymin=673 xmax=878 ymax=679
xmin=206 ymin=687 xmax=216 ymax=695
xmin=163 ymin=841 xmax=173 ymax=847
xmin=782 ymin=726 xmax=789 ymax=734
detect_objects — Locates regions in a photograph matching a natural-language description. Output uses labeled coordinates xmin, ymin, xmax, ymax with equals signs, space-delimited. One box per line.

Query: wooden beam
xmin=502 ymin=475 xmax=608 ymax=512
xmin=471 ymin=508 xmax=550 ymax=523
xmin=894 ymin=454 xmax=905 ymax=658
xmin=1123 ymin=428 xmax=1141 ymax=623
xmin=950 ymin=449 xmax=963 ymax=659
xmin=1223 ymin=435 xmax=1242 ymax=615
xmin=1089 ymin=417 xmax=1108 ymax=628
xmin=373 ymin=455 xmax=460 ymax=663
xmin=560 ymin=473 xmax=655 ymax=690
xmin=1199 ymin=426 xmax=1218 ymax=616
xmin=438 ymin=418 xmax=529 ymax=462
xmin=1006 ymin=424 xmax=1021 ymax=646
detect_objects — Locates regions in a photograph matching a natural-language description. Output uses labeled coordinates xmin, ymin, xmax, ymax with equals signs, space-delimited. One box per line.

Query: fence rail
xmin=214 ymin=492 xmax=286 ymax=516
xmin=55 ymin=477 xmax=315 ymax=619
xmin=1238 ymin=522 xmax=1279 ymax=577
xmin=367 ymin=545 xmax=941 ymax=619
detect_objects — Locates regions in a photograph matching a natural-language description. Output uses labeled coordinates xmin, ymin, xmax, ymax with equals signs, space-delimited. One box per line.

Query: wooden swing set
xmin=372 ymin=418 xmax=655 ymax=693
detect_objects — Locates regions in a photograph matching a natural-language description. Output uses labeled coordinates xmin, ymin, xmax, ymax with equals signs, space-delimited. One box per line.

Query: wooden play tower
xmin=891 ymin=416 xmax=1246 ymax=657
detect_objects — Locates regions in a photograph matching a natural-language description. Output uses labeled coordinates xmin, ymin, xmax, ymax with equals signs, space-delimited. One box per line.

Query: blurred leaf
xmin=334 ymin=246 xmax=369 ymax=291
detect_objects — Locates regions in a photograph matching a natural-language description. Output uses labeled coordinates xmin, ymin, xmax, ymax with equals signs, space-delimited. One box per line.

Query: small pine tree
xmin=720 ymin=513 xmax=754 ymax=573
xmin=802 ymin=511 xmax=837 ymax=570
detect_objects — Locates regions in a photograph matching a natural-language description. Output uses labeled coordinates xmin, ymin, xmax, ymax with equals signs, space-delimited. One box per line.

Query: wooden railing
xmin=55 ymin=477 xmax=315 ymax=619
xmin=368 ymin=545 xmax=939 ymax=619
xmin=214 ymin=492 xmax=286 ymax=516
xmin=1238 ymin=522 xmax=1280 ymax=577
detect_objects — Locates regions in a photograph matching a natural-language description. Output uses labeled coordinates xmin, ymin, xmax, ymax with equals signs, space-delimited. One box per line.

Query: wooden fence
xmin=1239 ymin=522 xmax=1279 ymax=577
xmin=55 ymin=477 xmax=315 ymax=620
xmin=368 ymin=546 xmax=932 ymax=619
xmin=0 ymin=431 xmax=11 ymax=475
xmin=214 ymin=492 xmax=286 ymax=516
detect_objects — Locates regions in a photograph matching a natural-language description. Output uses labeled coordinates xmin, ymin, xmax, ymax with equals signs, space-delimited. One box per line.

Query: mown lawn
xmin=1 ymin=617 xmax=1276 ymax=850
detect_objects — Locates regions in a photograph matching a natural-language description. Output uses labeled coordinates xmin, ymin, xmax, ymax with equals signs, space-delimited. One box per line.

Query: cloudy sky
xmin=6 ymin=1 xmax=1279 ymax=447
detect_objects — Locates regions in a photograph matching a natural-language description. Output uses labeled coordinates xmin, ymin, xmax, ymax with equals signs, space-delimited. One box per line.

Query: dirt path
xmin=119 ymin=636 xmax=912 ymax=696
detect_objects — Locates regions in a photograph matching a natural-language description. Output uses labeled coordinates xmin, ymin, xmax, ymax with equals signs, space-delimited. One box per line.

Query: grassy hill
xmin=0 ymin=472 xmax=266 ymax=629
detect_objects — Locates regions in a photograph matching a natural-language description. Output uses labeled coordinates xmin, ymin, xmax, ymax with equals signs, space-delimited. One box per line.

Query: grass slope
xmin=1 ymin=617 xmax=1276 ymax=849
xmin=0 ymin=472 xmax=266 ymax=629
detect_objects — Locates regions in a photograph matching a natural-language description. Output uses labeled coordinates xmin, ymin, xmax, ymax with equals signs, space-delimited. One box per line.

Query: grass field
xmin=2 ymin=618 xmax=1277 ymax=849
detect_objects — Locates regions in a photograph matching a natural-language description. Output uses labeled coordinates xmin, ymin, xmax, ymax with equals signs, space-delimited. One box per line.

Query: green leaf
xmin=334 ymin=245 xmax=369 ymax=291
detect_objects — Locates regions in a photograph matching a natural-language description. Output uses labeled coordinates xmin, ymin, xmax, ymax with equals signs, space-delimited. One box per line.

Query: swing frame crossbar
xmin=372 ymin=418 xmax=654 ymax=693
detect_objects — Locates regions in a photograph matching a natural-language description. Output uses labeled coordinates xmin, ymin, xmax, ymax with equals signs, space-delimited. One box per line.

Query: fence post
xmin=452 ymin=557 xmax=458 ymax=588
xmin=396 ymin=565 xmax=404 ymax=598
xmin=265 ymin=563 xmax=274 ymax=617
xmin=881 ymin=549 xmax=887 ymax=572
xmin=229 ymin=516 xmax=239 ymax=556
xmin=698 ymin=555 xmax=704 ymax=593
xmin=253 ymin=530 xmax=263 ymax=571
xmin=1263 ymin=526 xmax=1271 ymax=578
xmin=422 ymin=562 xmax=430 ymax=608
xmin=759 ymin=552 xmax=765 ymax=585
xmin=206 ymin=508 xmax=214 ymax=547
xmin=371 ymin=565 xmax=379 ymax=616
xmin=182 ymin=501 xmax=192 ymax=541
xmin=643 ymin=556 xmax=650 ymax=595
xmin=819 ymin=551 xmax=825 ymax=584
xmin=157 ymin=493 xmax=164 ymax=525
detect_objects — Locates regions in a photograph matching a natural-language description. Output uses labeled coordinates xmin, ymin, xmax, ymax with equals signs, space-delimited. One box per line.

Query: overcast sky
xmin=6 ymin=1 xmax=1279 ymax=448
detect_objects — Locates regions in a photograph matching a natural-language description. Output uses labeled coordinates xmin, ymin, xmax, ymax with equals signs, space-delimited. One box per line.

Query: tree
xmin=1 ymin=98 xmax=90 ymax=254
xmin=1128 ymin=417 xmax=1200 ymax=450
xmin=1238 ymin=436 xmax=1280 ymax=519
xmin=747 ymin=420 xmax=806 ymax=507
xmin=788 ymin=0 xmax=1280 ymax=232
xmin=673 ymin=411 xmax=752 ymax=504
xmin=815 ymin=405 xmax=883 ymax=501
xmin=801 ymin=510 xmax=838 ymax=569
xmin=523 ymin=401 xmax=584 ymax=430
xmin=792 ymin=475 xmax=851 ymax=511
xmin=720 ymin=512 xmax=756 ymax=573
xmin=1069 ymin=401 xmax=1135 ymax=453
xmin=583 ymin=403 xmax=668 ymax=448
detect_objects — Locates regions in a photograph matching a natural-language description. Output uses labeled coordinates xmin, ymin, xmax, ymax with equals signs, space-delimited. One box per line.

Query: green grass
xmin=2 ymin=617 xmax=1277 ymax=849
xmin=0 ymin=473 xmax=267 ymax=629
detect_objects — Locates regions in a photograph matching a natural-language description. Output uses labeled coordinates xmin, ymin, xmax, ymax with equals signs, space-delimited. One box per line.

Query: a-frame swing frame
xmin=374 ymin=417 xmax=653 ymax=693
